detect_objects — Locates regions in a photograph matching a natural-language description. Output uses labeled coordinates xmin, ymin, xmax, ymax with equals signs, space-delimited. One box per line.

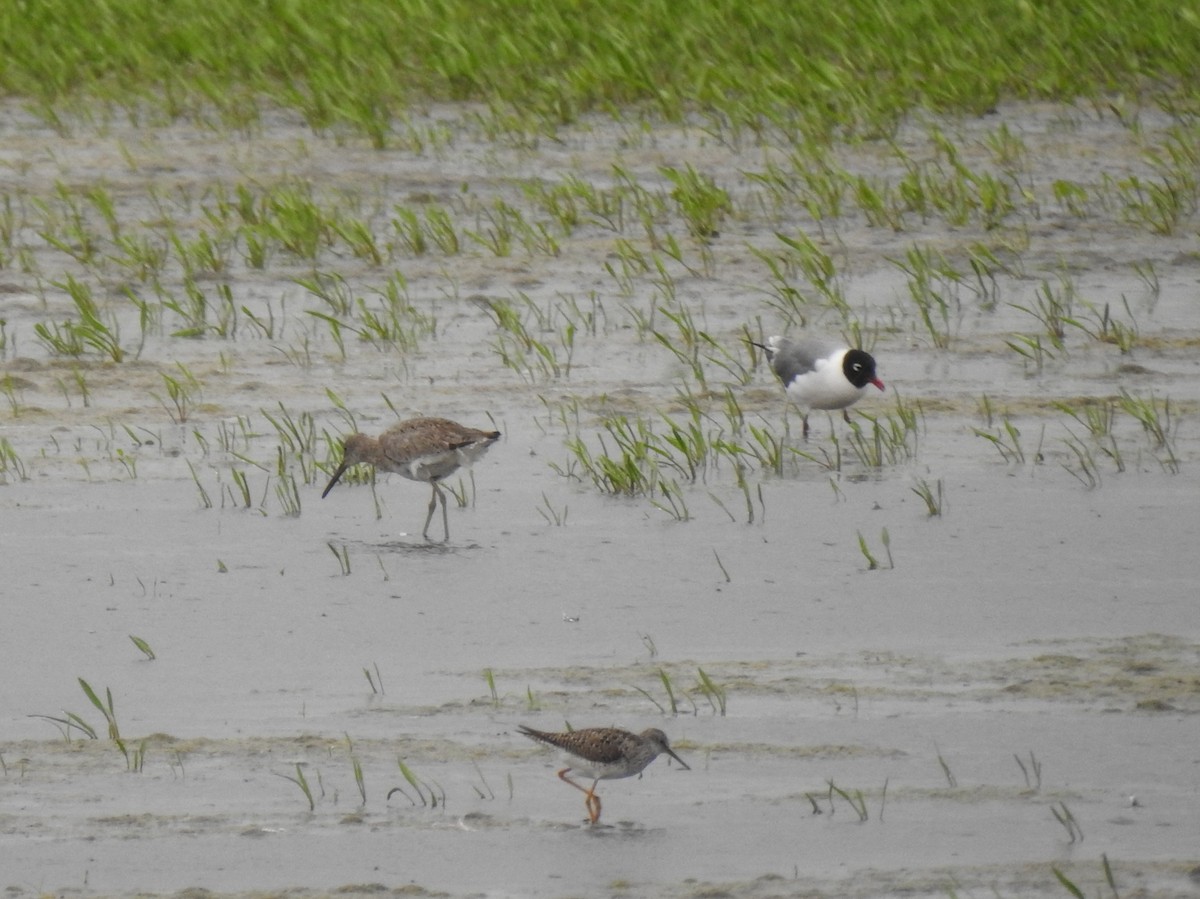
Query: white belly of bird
xmin=786 ymin=364 xmax=865 ymax=411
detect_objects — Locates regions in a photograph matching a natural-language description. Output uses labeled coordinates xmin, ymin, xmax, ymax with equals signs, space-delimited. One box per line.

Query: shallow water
xmin=1 ymin=100 xmax=1198 ymax=898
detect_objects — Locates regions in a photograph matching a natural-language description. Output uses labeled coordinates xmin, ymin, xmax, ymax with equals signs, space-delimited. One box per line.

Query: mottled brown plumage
xmin=518 ymin=724 xmax=689 ymax=823
xmin=322 ymin=417 xmax=500 ymax=540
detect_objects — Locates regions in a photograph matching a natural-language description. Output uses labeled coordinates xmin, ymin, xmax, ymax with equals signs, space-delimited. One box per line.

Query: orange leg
xmin=557 ymin=769 xmax=603 ymax=823
xmin=587 ymin=791 xmax=602 ymax=823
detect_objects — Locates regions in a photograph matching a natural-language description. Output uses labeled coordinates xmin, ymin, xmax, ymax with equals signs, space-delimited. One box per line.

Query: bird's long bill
xmin=321 ymin=460 xmax=351 ymax=498
xmin=665 ymin=747 xmax=691 ymax=771
xmin=871 ymin=377 xmax=886 ymax=391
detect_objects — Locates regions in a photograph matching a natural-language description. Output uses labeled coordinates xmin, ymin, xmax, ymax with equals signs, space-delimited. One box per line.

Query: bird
xmin=518 ymin=724 xmax=689 ymax=824
xmin=321 ymin=416 xmax=500 ymax=541
xmin=751 ymin=335 xmax=885 ymax=438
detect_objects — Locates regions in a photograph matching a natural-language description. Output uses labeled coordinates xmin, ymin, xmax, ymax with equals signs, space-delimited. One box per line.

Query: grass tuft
xmin=276 ymin=764 xmax=316 ymax=812
xmin=129 ymin=635 xmax=156 ymax=661
xmin=2 ymin=1 xmax=1194 ymax=146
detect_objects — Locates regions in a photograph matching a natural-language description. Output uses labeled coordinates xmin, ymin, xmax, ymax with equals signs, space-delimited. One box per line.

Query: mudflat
xmin=1 ymin=100 xmax=1198 ymax=898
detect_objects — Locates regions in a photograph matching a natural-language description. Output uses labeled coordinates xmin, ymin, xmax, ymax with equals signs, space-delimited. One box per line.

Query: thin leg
xmin=435 ymin=482 xmax=449 ymax=541
xmin=557 ymin=769 xmax=602 ymax=823
xmin=422 ymin=485 xmax=438 ymax=539
xmin=842 ymin=409 xmax=853 ymax=424
xmin=801 ymin=414 xmax=810 ymax=440
xmin=556 ymin=769 xmax=591 ymax=795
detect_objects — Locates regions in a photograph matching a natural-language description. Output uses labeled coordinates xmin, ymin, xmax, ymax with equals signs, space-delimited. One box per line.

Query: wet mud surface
xmin=1 ymin=100 xmax=1199 ymax=897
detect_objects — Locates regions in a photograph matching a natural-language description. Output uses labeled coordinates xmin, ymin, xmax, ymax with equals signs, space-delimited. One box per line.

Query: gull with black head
xmin=752 ymin=335 xmax=885 ymax=438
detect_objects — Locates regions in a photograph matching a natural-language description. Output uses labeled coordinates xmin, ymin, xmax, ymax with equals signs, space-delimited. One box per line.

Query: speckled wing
xmin=377 ymin=418 xmax=478 ymax=479
xmin=378 ymin=419 xmax=437 ymax=450
xmin=518 ymin=726 xmax=629 ymax=764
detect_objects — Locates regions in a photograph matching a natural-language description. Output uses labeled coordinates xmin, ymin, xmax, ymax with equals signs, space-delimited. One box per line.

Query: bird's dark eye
xmin=851 ymin=363 xmax=862 ymax=372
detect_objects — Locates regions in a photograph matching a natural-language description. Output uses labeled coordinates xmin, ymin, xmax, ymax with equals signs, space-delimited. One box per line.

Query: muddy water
xmin=1 ymin=100 xmax=1198 ymax=898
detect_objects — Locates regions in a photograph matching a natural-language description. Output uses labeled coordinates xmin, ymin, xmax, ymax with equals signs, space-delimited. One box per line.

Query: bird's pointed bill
xmin=321 ymin=461 xmax=351 ymax=498
xmin=664 ymin=746 xmax=690 ymax=770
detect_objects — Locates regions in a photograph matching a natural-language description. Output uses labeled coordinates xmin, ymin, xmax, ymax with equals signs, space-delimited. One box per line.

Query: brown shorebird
xmin=321 ymin=417 xmax=500 ymax=540
xmin=518 ymin=724 xmax=689 ymax=824
xmin=752 ymin=335 xmax=885 ymax=438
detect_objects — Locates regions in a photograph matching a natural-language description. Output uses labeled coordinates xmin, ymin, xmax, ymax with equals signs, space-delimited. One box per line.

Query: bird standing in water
xmin=518 ymin=724 xmax=689 ymax=824
xmin=321 ymin=417 xmax=500 ymax=540
xmin=752 ymin=335 xmax=885 ymax=437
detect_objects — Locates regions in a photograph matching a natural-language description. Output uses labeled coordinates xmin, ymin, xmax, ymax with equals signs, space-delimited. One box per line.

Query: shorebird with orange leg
xmin=518 ymin=724 xmax=689 ymax=824
xmin=321 ymin=417 xmax=500 ymax=541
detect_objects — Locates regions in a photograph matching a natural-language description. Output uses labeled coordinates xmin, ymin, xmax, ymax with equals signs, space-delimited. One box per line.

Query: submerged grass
xmin=276 ymin=763 xmax=316 ymax=812
xmin=2 ymin=1 xmax=1197 ymax=143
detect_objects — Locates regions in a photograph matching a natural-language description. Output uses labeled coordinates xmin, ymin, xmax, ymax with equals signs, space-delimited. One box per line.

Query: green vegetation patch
xmin=3 ymin=0 xmax=1198 ymax=142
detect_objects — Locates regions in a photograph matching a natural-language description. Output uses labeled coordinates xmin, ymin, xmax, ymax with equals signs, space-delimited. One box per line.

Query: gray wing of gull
xmin=770 ymin=339 xmax=839 ymax=385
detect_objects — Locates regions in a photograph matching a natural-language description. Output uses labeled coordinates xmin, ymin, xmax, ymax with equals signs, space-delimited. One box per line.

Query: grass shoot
xmin=363 ymin=663 xmax=384 ymax=695
xmin=129 ymin=635 xmax=156 ymax=661
xmin=1014 ymin=751 xmax=1042 ymax=790
xmin=276 ymin=764 xmax=316 ymax=812
xmin=1051 ymin=801 xmax=1084 ymax=843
